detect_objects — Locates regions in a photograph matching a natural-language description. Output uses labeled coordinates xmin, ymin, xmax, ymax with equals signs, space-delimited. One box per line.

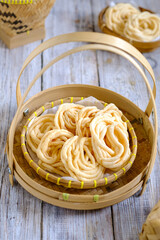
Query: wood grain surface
xmin=0 ymin=0 xmax=160 ymax=239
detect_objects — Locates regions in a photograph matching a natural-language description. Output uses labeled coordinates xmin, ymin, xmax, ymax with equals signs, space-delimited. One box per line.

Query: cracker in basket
xmin=97 ymin=103 xmax=128 ymax=136
xmin=90 ymin=106 xmax=131 ymax=172
xmin=105 ymin=3 xmax=140 ymax=36
xmin=37 ymin=129 xmax=73 ymax=176
xmin=76 ymin=106 xmax=99 ymax=137
xmin=104 ymin=3 xmax=160 ymax=42
xmin=61 ymin=136 xmax=105 ymax=181
xmin=54 ymin=103 xmax=84 ymax=134
xmin=124 ymin=11 xmax=160 ymax=42
xmin=27 ymin=114 xmax=56 ymax=153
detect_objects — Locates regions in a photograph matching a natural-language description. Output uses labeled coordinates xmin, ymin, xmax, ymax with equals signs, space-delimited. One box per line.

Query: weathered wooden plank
xmin=42 ymin=0 xmax=99 ymax=89
xmin=0 ymin=39 xmax=42 ymax=239
xmin=42 ymin=205 xmax=114 ymax=240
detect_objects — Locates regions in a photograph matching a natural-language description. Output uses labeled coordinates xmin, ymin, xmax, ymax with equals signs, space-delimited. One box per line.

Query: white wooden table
xmin=0 ymin=0 xmax=160 ymax=239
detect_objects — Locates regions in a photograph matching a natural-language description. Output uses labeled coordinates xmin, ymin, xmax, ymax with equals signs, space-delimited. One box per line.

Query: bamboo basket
xmin=98 ymin=6 xmax=160 ymax=53
xmin=20 ymin=97 xmax=137 ymax=189
xmin=6 ymin=32 xmax=157 ymax=210
xmin=0 ymin=0 xmax=56 ymax=48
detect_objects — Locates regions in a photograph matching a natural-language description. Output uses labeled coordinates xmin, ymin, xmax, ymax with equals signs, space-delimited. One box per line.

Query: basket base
xmin=14 ymin=170 xmax=143 ymax=210
xmin=0 ymin=27 xmax=45 ymax=49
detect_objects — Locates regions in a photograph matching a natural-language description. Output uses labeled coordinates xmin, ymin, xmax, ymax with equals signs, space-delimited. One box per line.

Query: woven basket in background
xmin=0 ymin=0 xmax=56 ymax=48
xmin=140 ymin=200 xmax=160 ymax=240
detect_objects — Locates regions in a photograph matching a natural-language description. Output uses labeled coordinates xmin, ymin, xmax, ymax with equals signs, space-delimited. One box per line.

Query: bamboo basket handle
xmin=8 ymin=33 xmax=157 ymax=196
xmin=16 ymin=32 xmax=156 ymax=117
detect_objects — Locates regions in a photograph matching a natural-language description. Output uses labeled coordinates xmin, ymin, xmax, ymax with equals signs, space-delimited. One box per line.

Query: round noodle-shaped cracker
xmin=54 ymin=103 xmax=84 ymax=134
xmin=27 ymin=114 xmax=56 ymax=153
xmin=97 ymin=103 xmax=128 ymax=135
xmin=97 ymin=103 xmax=122 ymax=115
xmin=90 ymin=114 xmax=131 ymax=171
xmin=105 ymin=3 xmax=140 ymax=36
xmin=61 ymin=136 xmax=105 ymax=181
xmin=124 ymin=12 xmax=160 ymax=42
xmin=37 ymin=129 xmax=73 ymax=176
xmin=76 ymin=106 xmax=99 ymax=137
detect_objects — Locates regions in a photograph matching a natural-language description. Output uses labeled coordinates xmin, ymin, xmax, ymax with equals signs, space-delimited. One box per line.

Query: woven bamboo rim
xmin=7 ymin=32 xmax=157 ymax=202
xmin=21 ymin=97 xmax=137 ymax=189
xmin=98 ymin=6 xmax=160 ymax=52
